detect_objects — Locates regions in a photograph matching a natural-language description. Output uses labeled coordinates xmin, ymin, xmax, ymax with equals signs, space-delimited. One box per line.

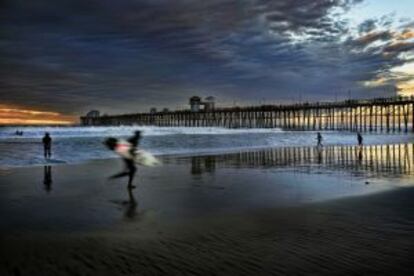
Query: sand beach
xmin=1 ymin=145 xmax=413 ymax=275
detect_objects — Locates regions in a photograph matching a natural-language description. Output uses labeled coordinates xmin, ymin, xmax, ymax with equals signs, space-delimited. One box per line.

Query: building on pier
xmin=189 ymin=96 xmax=202 ymax=112
xmin=86 ymin=110 xmax=100 ymax=118
xmin=204 ymin=96 xmax=216 ymax=111
xmin=189 ymin=96 xmax=216 ymax=112
xmin=81 ymin=110 xmax=101 ymax=125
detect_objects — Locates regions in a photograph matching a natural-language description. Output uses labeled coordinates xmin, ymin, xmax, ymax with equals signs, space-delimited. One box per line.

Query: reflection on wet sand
xmin=43 ymin=166 xmax=52 ymax=193
xmin=109 ymin=187 xmax=139 ymax=220
xmin=191 ymin=155 xmax=216 ymax=175
xmin=188 ymin=143 xmax=414 ymax=177
xmin=124 ymin=187 xmax=138 ymax=219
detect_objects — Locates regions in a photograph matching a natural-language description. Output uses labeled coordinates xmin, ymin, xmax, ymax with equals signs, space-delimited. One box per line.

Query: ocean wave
xmin=0 ymin=126 xmax=283 ymax=139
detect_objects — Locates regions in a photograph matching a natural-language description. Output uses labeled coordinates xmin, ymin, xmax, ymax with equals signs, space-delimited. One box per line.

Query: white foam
xmin=0 ymin=126 xmax=283 ymax=139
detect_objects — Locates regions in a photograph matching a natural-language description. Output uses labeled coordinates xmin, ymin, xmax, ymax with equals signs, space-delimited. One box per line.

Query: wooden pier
xmin=81 ymin=96 xmax=414 ymax=132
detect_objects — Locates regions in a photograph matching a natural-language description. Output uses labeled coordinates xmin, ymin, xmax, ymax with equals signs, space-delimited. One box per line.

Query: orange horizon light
xmin=0 ymin=106 xmax=77 ymax=125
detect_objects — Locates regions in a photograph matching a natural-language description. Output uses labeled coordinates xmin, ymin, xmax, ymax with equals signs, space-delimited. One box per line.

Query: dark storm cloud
xmin=0 ymin=0 xmax=411 ymax=115
xmin=348 ymin=31 xmax=393 ymax=47
xmin=384 ymin=42 xmax=414 ymax=54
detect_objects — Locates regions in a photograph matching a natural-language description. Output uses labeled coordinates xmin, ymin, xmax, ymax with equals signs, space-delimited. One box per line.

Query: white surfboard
xmin=113 ymin=139 xmax=161 ymax=167
xmin=135 ymin=149 xmax=161 ymax=167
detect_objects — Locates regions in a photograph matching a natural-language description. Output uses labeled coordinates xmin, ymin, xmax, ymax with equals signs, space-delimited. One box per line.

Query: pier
xmin=81 ymin=96 xmax=414 ymax=132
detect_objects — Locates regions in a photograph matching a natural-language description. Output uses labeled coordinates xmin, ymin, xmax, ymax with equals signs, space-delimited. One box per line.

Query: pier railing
xmin=81 ymin=96 xmax=414 ymax=132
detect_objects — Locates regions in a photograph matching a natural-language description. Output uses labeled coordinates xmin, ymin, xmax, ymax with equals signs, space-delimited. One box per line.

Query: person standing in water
xmin=316 ymin=132 xmax=323 ymax=147
xmin=42 ymin=132 xmax=52 ymax=159
xmin=105 ymin=131 xmax=142 ymax=189
xmin=357 ymin=132 xmax=363 ymax=146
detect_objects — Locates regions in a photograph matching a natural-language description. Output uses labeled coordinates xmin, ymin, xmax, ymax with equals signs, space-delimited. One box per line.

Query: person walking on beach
xmin=316 ymin=132 xmax=323 ymax=147
xmin=357 ymin=132 xmax=363 ymax=146
xmin=42 ymin=132 xmax=52 ymax=159
xmin=105 ymin=131 xmax=141 ymax=189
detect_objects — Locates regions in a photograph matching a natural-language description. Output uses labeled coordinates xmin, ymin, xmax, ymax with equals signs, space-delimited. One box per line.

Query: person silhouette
xmin=42 ymin=132 xmax=52 ymax=159
xmin=357 ymin=132 xmax=363 ymax=146
xmin=316 ymin=132 xmax=323 ymax=147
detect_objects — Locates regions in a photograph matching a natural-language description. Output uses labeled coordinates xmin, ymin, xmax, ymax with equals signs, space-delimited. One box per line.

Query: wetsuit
xmin=42 ymin=135 xmax=52 ymax=158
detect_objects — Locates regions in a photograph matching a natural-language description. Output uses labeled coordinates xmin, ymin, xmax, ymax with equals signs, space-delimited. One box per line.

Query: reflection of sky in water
xmin=0 ymin=144 xmax=413 ymax=234
xmin=187 ymin=144 xmax=414 ymax=181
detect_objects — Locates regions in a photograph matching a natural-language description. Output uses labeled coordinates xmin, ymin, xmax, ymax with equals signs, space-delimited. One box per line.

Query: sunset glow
xmin=0 ymin=106 xmax=76 ymax=125
xmin=397 ymin=81 xmax=414 ymax=96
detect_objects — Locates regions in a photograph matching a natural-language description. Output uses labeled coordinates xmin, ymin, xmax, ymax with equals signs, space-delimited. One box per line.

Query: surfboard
xmin=110 ymin=138 xmax=161 ymax=167
xmin=134 ymin=149 xmax=161 ymax=167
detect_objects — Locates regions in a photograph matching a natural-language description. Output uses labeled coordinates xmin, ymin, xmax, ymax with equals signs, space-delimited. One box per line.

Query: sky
xmin=0 ymin=0 xmax=413 ymax=124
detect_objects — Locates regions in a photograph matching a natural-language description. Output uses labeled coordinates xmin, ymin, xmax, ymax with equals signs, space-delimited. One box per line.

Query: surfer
xmin=105 ymin=131 xmax=142 ymax=189
xmin=42 ymin=132 xmax=52 ymax=159
xmin=357 ymin=132 xmax=363 ymax=146
xmin=316 ymin=132 xmax=323 ymax=147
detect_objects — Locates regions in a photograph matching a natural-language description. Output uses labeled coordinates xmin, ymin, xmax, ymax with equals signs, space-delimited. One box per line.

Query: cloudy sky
xmin=0 ymin=0 xmax=413 ymax=124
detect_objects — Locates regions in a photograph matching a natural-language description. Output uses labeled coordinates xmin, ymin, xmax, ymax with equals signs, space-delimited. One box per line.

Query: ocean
xmin=0 ymin=126 xmax=413 ymax=168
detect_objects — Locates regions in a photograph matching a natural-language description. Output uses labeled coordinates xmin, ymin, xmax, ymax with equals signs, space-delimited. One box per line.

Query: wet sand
xmin=1 ymin=145 xmax=414 ymax=275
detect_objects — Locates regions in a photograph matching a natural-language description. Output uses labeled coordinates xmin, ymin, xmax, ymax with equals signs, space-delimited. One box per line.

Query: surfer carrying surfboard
xmin=105 ymin=131 xmax=141 ymax=189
